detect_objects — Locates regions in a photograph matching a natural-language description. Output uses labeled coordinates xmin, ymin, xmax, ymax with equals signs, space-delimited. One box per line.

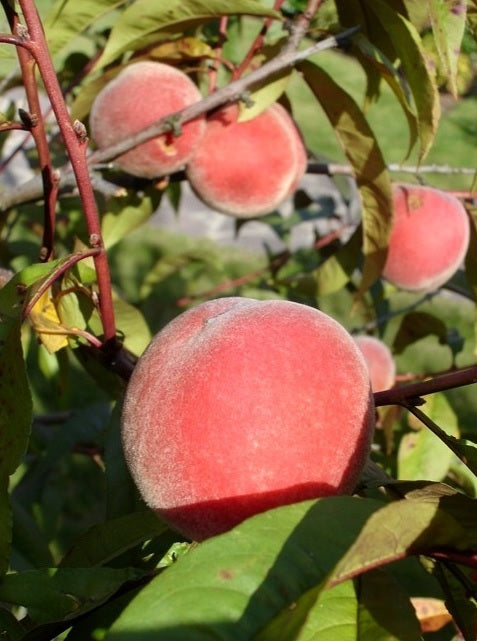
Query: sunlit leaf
xmin=427 ymin=0 xmax=467 ymax=98
xmin=299 ymin=60 xmax=393 ymax=295
xmin=95 ymin=0 xmax=281 ymax=70
xmin=44 ymin=0 xmax=126 ymax=56
xmin=238 ymin=70 xmax=292 ymax=122
xmin=148 ymin=36 xmax=214 ymax=61
xmin=366 ymin=0 xmax=441 ymax=160
xmin=29 ymin=288 xmax=69 ymax=353
xmin=101 ymin=188 xmax=162 ymax=251
xmin=352 ymin=33 xmax=418 ymax=159
xmin=398 ymin=393 xmax=459 ymax=482
xmin=107 ymin=488 xmax=477 ymax=640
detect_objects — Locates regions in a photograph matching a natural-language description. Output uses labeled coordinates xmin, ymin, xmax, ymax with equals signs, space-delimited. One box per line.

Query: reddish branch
xmin=233 ymin=0 xmax=286 ymax=79
xmin=374 ymin=365 xmax=477 ymax=407
xmin=9 ymin=0 xmax=117 ymax=345
xmin=21 ymin=247 xmax=102 ymax=319
xmin=0 ymin=8 xmax=58 ymax=260
xmin=0 ymin=25 xmax=360 ymax=212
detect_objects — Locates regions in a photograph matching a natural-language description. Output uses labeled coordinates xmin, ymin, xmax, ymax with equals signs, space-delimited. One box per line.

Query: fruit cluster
xmin=90 ymin=61 xmax=307 ymax=219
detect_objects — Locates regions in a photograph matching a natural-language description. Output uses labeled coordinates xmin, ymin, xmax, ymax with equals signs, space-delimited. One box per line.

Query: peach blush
xmin=186 ymin=103 xmax=307 ymax=218
xmin=382 ymin=184 xmax=470 ymax=292
xmin=90 ymin=61 xmax=205 ymax=178
xmin=121 ymin=297 xmax=375 ymax=541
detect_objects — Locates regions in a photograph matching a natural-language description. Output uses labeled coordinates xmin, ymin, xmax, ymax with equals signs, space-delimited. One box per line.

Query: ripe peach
xmin=186 ymin=102 xmax=307 ymax=218
xmin=354 ymin=335 xmax=396 ymax=393
xmin=382 ymin=184 xmax=470 ymax=292
xmin=121 ymin=297 xmax=375 ymax=541
xmin=89 ymin=61 xmax=205 ymax=178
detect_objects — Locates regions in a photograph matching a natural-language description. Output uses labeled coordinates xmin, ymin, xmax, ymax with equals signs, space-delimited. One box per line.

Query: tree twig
xmin=0 ymin=25 xmax=361 ymax=211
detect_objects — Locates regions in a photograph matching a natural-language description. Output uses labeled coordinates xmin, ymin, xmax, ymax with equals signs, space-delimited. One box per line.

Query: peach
xmin=354 ymin=335 xmax=396 ymax=393
xmin=121 ymin=297 xmax=375 ymax=541
xmin=186 ymin=102 xmax=307 ymax=218
xmin=382 ymin=184 xmax=470 ymax=292
xmin=89 ymin=61 xmax=205 ymax=178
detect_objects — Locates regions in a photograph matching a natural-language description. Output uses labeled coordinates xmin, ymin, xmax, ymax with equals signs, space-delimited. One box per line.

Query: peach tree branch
xmin=0 ymin=24 xmax=360 ymax=211
xmin=12 ymin=0 xmax=117 ymax=345
xmin=0 ymin=5 xmax=58 ymax=260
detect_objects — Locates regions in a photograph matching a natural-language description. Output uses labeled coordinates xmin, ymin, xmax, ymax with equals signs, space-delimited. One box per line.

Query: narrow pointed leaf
xmin=367 ymin=0 xmax=441 ymax=160
xmin=95 ymin=0 xmax=281 ymax=70
xmin=298 ymin=60 xmax=393 ymax=295
xmin=427 ymin=0 xmax=467 ymax=98
xmin=44 ymin=0 xmax=126 ymax=57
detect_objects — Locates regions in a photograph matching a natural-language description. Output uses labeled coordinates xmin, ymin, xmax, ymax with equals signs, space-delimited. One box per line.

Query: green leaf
xmin=356 ymin=569 xmax=422 ymax=641
xmin=284 ymin=226 xmax=362 ymax=298
xmin=427 ymin=0 xmax=467 ymax=98
xmin=398 ymin=393 xmax=459 ymax=482
xmin=464 ymin=204 xmax=477 ymax=301
xmin=0 ymin=259 xmax=65 ymax=320
xmin=0 ymin=319 xmax=32 ymax=575
xmin=296 ymin=581 xmax=358 ymax=641
xmin=468 ymin=0 xmax=477 ymax=41
xmin=393 ymin=311 xmax=448 ymax=354
xmin=44 ymin=0 xmax=126 ymax=57
xmin=0 ymin=321 xmax=32 ymax=478
xmin=101 ymin=189 xmax=162 ymax=251
xmin=95 ymin=0 xmax=281 ymax=70
xmin=275 ymin=570 xmax=421 ymax=641
xmin=113 ymin=294 xmax=151 ymax=357
xmin=0 ymin=475 xmax=11 ymax=577
xmin=330 ymin=482 xmax=477 ymax=586
xmin=106 ymin=488 xmax=477 ymax=640
xmin=366 ymin=0 xmax=441 ymax=160
xmin=0 ymin=605 xmax=24 ymax=641
xmin=61 ymin=511 xmax=168 ymax=567
xmin=11 ymin=499 xmax=54 ymax=570
xmin=351 ymin=33 xmax=418 ymax=159
xmin=433 ymin=561 xmax=477 ymax=641
xmin=106 ymin=497 xmax=384 ymax=640
xmin=0 ymin=567 xmax=143 ymax=624
xmin=298 ymin=60 xmax=393 ymax=296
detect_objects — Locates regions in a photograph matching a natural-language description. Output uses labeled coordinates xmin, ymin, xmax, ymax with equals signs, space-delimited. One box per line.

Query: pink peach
xmin=382 ymin=184 xmax=470 ymax=292
xmin=186 ymin=103 xmax=307 ymax=218
xmin=121 ymin=297 xmax=375 ymax=541
xmin=90 ymin=61 xmax=205 ymax=178
xmin=354 ymin=335 xmax=396 ymax=393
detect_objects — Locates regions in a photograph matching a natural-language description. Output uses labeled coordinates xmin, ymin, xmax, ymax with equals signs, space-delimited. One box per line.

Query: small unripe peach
xmin=354 ymin=335 xmax=396 ymax=393
xmin=382 ymin=184 xmax=470 ymax=292
xmin=90 ymin=61 xmax=205 ymax=178
xmin=121 ymin=297 xmax=375 ymax=541
xmin=186 ymin=103 xmax=307 ymax=218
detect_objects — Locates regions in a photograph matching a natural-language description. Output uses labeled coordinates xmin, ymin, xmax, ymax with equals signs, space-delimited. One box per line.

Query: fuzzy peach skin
xmin=121 ymin=297 xmax=375 ymax=541
xmin=382 ymin=184 xmax=470 ymax=292
xmin=354 ymin=335 xmax=396 ymax=393
xmin=185 ymin=103 xmax=307 ymax=218
xmin=89 ymin=61 xmax=205 ymax=178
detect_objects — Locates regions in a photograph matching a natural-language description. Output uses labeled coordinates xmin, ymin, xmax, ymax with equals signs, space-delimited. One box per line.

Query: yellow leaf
xmin=29 ymin=289 xmax=68 ymax=354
